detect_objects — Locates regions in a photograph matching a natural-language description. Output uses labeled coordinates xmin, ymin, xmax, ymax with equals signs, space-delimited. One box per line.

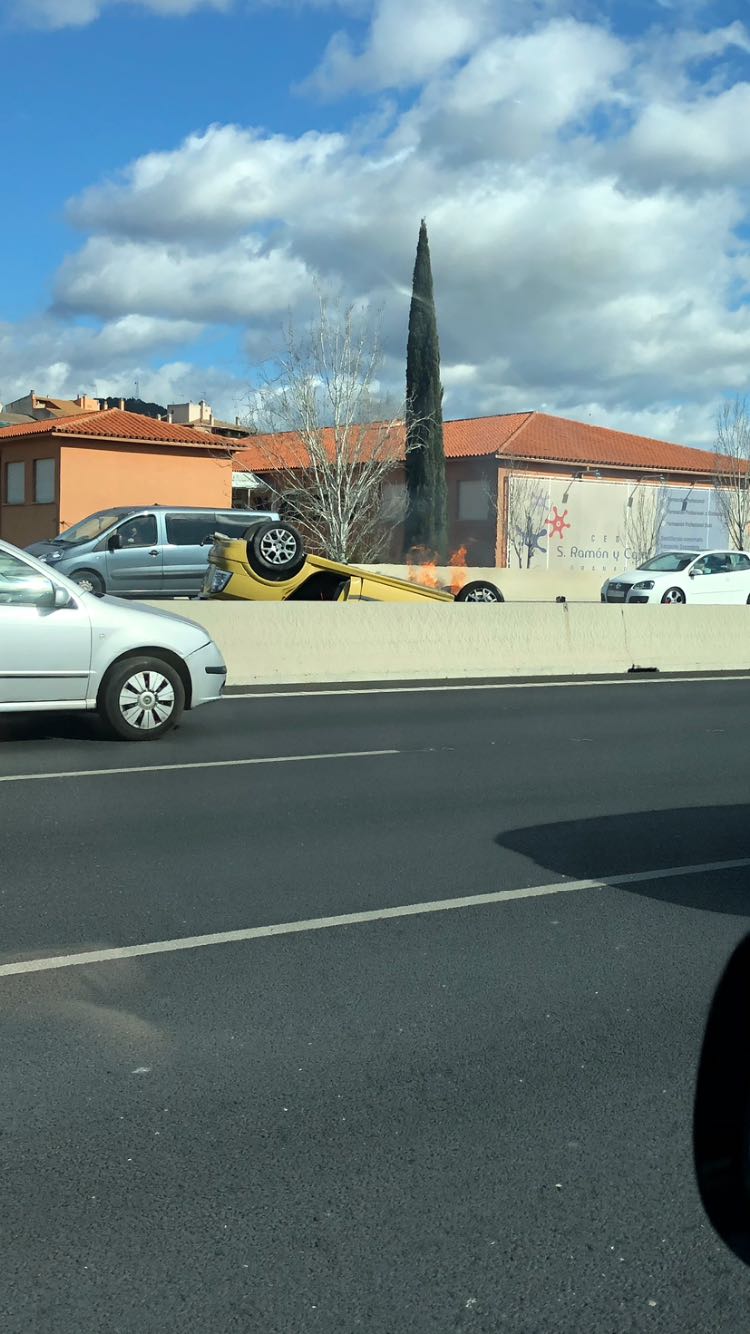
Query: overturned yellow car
xmin=202 ymin=520 xmax=504 ymax=604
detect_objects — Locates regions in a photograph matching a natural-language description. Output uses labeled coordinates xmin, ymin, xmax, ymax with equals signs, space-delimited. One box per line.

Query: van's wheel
xmin=73 ymin=569 xmax=105 ymax=597
xmin=455 ymin=580 xmax=504 ymax=603
xmin=661 ymin=587 xmax=686 ymax=604
xmin=245 ymin=521 xmax=306 ymax=580
xmin=99 ymin=656 xmax=185 ymax=741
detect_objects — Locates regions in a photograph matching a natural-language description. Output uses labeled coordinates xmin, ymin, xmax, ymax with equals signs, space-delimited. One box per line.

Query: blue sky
xmin=2 ymin=0 xmax=750 ymax=444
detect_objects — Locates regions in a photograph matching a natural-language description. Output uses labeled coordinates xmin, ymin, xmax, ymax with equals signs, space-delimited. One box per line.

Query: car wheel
xmin=72 ymin=569 xmax=105 ymax=597
xmin=661 ymin=586 xmax=686 ymax=604
xmin=99 ymin=656 xmax=185 ymax=741
xmin=455 ymin=580 xmax=504 ymax=603
xmin=245 ymin=521 xmax=306 ymax=580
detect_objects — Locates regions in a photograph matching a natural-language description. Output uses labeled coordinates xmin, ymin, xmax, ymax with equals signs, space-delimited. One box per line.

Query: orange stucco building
xmin=0 ymin=408 xmax=235 ymax=547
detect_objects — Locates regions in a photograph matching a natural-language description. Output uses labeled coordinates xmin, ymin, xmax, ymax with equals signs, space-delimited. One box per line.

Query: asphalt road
xmin=2 ymin=677 xmax=750 ymax=1332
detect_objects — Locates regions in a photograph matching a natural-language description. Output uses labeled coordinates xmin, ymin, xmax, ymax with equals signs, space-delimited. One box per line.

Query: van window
xmin=165 ymin=513 xmax=216 ymax=546
xmin=215 ymin=512 xmax=259 ymax=538
xmin=120 ymin=515 xmax=158 ymax=547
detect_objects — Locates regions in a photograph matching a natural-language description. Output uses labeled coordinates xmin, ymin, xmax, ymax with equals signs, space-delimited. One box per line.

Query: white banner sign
xmin=507 ymin=476 xmax=730 ymax=572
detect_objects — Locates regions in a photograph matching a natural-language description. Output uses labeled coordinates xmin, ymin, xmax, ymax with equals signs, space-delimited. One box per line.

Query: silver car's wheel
xmin=119 ymin=670 xmax=175 ymax=731
xmin=99 ymin=656 xmax=185 ymax=741
xmin=661 ymin=586 xmax=686 ymax=604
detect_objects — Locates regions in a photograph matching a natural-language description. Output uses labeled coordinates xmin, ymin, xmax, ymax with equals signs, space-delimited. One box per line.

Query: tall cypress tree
xmin=404 ymin=219 xmax=448 ymax=559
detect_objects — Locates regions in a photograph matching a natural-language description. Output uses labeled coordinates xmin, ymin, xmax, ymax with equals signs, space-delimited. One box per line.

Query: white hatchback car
xmin=601 ymin=550 xmax=750 ymax=605
xmin=0 ymin=538 xmax=226 ymax=739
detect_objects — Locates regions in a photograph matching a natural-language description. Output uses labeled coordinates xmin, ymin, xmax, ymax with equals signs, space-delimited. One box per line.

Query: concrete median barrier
xmin=144 ymin=601 xmax=750 ymax=687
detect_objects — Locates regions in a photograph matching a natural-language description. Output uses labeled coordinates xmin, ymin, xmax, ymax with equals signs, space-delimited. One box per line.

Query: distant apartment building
xmin=0 ymin=391 xmax=102 ymax=423
xmin=167 ymin=401 xmax=253 ymax=442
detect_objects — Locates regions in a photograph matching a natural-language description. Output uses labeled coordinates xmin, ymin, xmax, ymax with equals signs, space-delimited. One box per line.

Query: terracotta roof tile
xmin=233 ymin=411 xmax=716 ymax=475
xmin=503 ymin=412 xmax=717 ymax=475
xmin=0 ymin=407 xmax=236 ymax=449
xmin=443 ymin=413 xmax=531 ymax=457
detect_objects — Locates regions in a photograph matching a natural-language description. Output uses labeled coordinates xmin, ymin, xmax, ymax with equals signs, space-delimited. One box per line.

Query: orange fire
xmin=406 ymin=544 xmax=469 ymax=593
xmin=406 ymin=545 xmax=440 ymax=588
xmin=447 ymin=545 xmax=468 ymax=595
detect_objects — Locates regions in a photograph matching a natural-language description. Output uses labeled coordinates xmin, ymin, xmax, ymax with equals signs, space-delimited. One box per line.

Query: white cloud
xmin=68 ymin=125 xmax=349 ymax=241
xmin=55 ymin=235 xmax=314 ymax=322
xmin=5 ymin=0 xmax=362 ymax=28
xmin=0 ymin=316 xmax=246 ymax=417
xmin=626 ymin=83 xmax=750 ymax=186
xmin=6 ymin=0 xmax=231 ymax=27
xmin=8 ymin=5 xmax=750 ymax=446
xmin=306 ymin=0 xmax=494 ymax=96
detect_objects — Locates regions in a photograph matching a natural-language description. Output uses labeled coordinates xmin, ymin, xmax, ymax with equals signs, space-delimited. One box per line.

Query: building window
xmin=5 ymin=461 xmax=25 ymax=505
xmin=34 ymin=458 xmax=55 ymax=504
xmin=458 ymin=480 xmax=491 ymax=521
xmin=381 ymin=482 xmax=407 ymax=522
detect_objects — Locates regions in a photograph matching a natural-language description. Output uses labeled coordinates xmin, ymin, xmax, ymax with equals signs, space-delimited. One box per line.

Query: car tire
xmin=72 ymin=569 xmax=105 ymax=597
xmin=455 ymin=580 xmax=504 ymax=603
xmin=245 ymin=521 xmax=306 ymax=580
xmin=98 ymin=656 xmax=185 ymax=741
xmin=661 ymin=587 xmax=686 ymax=604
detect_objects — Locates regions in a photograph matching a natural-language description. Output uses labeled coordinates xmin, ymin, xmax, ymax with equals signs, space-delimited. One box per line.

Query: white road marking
xmin=226 ymin=674 xmax=750 ymax=700
xmin=0 ymin=748 xmax=399 ymax=786
xmin=2 ymin=857 xmax=747 ymax=981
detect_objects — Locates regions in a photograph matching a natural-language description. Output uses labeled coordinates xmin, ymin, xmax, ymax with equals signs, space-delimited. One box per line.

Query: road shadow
xmin=495 ymin=805 xmax=750 ymax=915
xmin=0 ymin=712 xmax=104 ymax=746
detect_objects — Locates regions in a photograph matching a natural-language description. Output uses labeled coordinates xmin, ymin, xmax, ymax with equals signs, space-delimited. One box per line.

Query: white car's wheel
xmin=661 ymin=587 xmax=686 ymax=605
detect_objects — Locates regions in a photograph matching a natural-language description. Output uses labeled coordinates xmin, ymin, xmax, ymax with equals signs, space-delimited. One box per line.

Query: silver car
xmin=0 ymin=538 xmax=226 ymax=740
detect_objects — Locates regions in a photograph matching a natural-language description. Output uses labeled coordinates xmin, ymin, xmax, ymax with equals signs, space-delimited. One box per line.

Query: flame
xmin=405 ymin=545 xmax=469 ymax=592
xmin=406 ymin=545 xmax=440 ymax=588
xmin=447 ymin=545 xmax=468 ymax=595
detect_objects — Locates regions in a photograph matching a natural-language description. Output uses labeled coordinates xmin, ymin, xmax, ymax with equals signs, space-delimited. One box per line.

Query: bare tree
xmin=245 ymin=299 xmax=410 ymax=563
xmin=714 ymin=397 xmax=750 ymax=550
xmin=624 ymin=480 xmax=669 ymax=566
xmin=505 ymin=468 xmax=551 ymax=568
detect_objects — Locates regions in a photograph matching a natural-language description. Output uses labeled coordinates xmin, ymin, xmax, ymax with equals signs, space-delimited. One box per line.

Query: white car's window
xmin=0 ymin=548 xmax=46 ymax=605
xmin=729 ymin=553 xmax=750 ymax=570
xmin=693 ymin=554 xmax=732 ymax=576
xmin=638 ymin=552 xmax=698 ymax=572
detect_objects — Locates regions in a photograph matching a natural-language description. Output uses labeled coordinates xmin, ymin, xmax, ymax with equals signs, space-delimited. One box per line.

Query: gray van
xmin=26 ymin=505 xmax=279 ymax=598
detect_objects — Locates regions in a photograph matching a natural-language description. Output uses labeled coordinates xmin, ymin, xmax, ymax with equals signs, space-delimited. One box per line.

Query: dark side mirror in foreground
xmin=694 ymin=933 xmax=750 ymax=1266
